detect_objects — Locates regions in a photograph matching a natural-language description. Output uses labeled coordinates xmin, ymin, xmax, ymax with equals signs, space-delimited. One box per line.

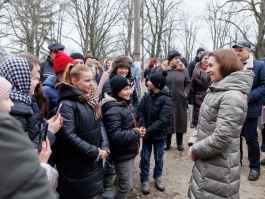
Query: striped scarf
xmin=77 ymin=93 xmax=100 ymax=119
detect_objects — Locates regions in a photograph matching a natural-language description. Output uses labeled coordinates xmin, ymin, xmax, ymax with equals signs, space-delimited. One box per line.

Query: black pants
xmin=240 ymin=117 xmax=260 ymax=171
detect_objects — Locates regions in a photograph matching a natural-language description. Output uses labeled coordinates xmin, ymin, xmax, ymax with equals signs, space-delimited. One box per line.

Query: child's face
xmin=0 ymin=92 xmax=14 ymax=113
xmin=147 ymin=80 xmax=156 ymax=91
xmin=118 ymin=86 xmax=131 ymax=100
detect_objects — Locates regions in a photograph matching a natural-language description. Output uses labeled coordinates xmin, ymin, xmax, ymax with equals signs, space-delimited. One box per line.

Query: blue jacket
xmin=247 ymin=59 xmax=265 ymax=118
xmin=42 ymin=75 xmax=58 ymax=112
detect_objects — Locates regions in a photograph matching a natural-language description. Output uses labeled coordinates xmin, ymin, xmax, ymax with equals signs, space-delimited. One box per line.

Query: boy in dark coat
xmin=138 ymin=71 xmax=172 ymax=194
xmin=101 ymin=75 xmax=145 ymax=199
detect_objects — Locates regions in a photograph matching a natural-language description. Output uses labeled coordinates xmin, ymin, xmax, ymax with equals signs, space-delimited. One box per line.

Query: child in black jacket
xmin=138 ymin=71 xmax=172 ymax=194
xmin=101 ymin=75 xmax=145 ymax=199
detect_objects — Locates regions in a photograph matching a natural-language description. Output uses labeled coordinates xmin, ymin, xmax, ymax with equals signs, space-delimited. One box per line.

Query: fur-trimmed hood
xmin=161 ymin=60 xmax=185 ymax=71
xmin=193 ymin=62 xmax=211 ymax=82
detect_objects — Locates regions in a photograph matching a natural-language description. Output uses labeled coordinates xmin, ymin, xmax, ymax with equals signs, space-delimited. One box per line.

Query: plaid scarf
xmin=77 ymin=93 xmax=100 ymax=119
xmin=0 ymin=57 xmax=32 ymax=105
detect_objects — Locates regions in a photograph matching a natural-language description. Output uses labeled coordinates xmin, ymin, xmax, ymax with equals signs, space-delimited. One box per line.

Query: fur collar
xmin=161 ymin=60 xmax=185 ymax=71
xmin=243 ymin=53 xmax=254 ymax=70
xmin=193 ymin=62 xmax=211 ymax=82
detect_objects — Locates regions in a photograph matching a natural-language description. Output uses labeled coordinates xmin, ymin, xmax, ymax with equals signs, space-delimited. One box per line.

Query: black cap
xmin=232 ymin=40 xmax=251 ymax=49
xmin=168 ymin=50 xmax=181 ymax=62
xmin=110 ymin=75 xmax=131 ymax=95
xmin=196 ymin=47 xmax=205 ymax=55
xmin=70 ymin=52 xmax=85 ymax=62
xmin=149 ymin=71 xmax=168 ymax=90
xmin=48 ymin=43 xmax=65 ymax=52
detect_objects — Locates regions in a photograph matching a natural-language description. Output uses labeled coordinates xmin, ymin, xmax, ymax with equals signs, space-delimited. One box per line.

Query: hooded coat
xmin=0 ymin=57 xmax=55 ymax=147
xmin=156 ymin=61 xmax=191 ymax=134
xmin=55 ymin=83 xmax=109 ymax=199
xmin=101 ymin=93 xmax=140 ymax=161
xmin=189 ymin=62 xmax=212 ymax=126
xmin=188 ymin=70 xmax=254 ymax=199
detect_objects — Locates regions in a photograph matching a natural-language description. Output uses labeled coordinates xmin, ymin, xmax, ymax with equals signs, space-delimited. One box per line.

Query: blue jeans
xmin=103 ymin=156 xmax=116 ymax=175
xmin=140 ymin=139 xmax=164 ymax=183
xmin=189 ymin=105 xmax=194 ymax=123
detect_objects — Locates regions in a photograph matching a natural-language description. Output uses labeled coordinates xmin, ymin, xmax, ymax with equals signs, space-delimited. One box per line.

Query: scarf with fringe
xmin=77 ymin=93 xmax=100 ymax=119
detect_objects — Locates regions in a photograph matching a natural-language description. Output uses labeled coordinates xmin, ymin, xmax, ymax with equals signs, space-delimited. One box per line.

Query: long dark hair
xmin=17 ymin=52 xmax=49 ymax=119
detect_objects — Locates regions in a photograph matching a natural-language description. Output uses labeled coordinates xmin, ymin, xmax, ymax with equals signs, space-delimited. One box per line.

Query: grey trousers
xmin=113 ymin=158 xmax=135 ymax=199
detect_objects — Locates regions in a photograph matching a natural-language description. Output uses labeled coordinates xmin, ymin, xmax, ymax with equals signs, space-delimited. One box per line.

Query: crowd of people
xmin=0 ymin=40 xmax=265 ymax=199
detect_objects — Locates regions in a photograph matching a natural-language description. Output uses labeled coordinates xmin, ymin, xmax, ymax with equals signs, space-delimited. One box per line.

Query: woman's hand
xmin=48 ymin=113 xmax=63 ymax=134
xmin=188 ymin=146 xmax=196 ymax=161
xmin=38 ymin=137 xmax=52 ymax=163
xmin=99 ymin=149 xmax=108 ymax=160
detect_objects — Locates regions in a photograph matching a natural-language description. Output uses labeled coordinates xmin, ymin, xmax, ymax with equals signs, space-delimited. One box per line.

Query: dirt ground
xmin=125 ymin=126 xmax=265 ymax=199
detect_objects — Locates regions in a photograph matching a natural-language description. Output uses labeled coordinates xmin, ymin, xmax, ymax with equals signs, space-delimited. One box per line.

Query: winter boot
xmin=101 ymin=174 xmax=114 ymax=199
xmin=261 ymin=128 xmax=265 ymax=152
xmin=177 ymin=133 xmax=184 ymax=151
xmin=141 ymin=182 xmax=150 ymax=194
xmin=165 ymin=135 xmax=172 ymax=151
xmin=154 ymin=177 xmax=165 ymax=191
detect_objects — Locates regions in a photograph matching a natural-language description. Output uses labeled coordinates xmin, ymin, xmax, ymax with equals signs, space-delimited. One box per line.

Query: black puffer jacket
xmin=101 ymin=94 xmax=140 ymax=162
xmin=101 ymin=75 xmax=139 ymax=110
xmin=10 ymin=100 xmax=56 ymax=147
xmin=137 ymin=86 xmax=172 ymax=140
xmin=55 ymin=83 xmax=109 ymax=199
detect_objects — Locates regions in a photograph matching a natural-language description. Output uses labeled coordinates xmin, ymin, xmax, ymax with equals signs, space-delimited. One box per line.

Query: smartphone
xmin=129 ymin=78 xmax=135 ymax=87
xmin=38 ymin=119 xmax=49 ymax=152
xmin=56 ymin=103 xmax=63 ymax=117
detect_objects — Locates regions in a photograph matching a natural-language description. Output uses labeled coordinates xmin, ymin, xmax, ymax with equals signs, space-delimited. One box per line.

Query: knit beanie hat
xmin=149 ymin=71 xmax=168 ymax=90
xmin=0 ymin=76 xmax=12 ymax=101
xmin=70 ymin=52 xmax=85 ymax=62
xmin=110 ymin=75 xmax=131 ymax=96
xmin=168 ymin=50 xmax=181 ymax=63
xmin=196 ymin=47 xmax=205 ymax=55
xmin=54 ymin=52 xmax=76 ymax=74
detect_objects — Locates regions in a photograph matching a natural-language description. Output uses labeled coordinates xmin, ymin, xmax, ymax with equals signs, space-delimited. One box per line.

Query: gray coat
xmin=0 ymin=108 xmax=56 ymax=199
xmin=188 ymin=70 xmax=254 ymax=199
xmin=156 ymin=61 xmax=191 ymax=134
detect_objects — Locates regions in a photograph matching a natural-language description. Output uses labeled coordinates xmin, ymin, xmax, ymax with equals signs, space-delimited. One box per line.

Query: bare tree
xmin=66 ymin=0 xmax=122 ymax=60
xmin=176 ymin=13 xmax=201 ymax=63
xmin=0 ymin=0 xmax=57 ymax=57
xmin=117 ymin=0 xmax=134 ymax=57
xmin=204 ymin=1 xmax=235 ymax=50
xmin=220 ymin=0 xmax=265 ymax=58
xmin=143 ymin=0 xmax=182 ymax=58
